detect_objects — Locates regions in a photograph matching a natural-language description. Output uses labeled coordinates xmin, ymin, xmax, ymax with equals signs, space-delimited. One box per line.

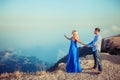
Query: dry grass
xmin=0 ymin=53 xmax=120 ymax=80
xmin=13 ymin=71 xmax=23 ymax=78
xmin=36 ymin=71 xmax=47 ymax=76
xmin=0 ymin=72 xmax=10 ymax=79
xmin=0 ymin=71 xmax=23 ymax=79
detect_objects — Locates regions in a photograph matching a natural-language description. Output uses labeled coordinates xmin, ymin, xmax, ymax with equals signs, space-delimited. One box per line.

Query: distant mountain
xmin=101 ymin=34 xmax=120 ymax=55
xmin=0 ymin=51 xmax=53 ymax=74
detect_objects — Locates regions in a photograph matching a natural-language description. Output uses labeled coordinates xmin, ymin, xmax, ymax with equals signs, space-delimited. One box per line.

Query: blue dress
xmin=66 ymin=40 xmax=82 ymax=73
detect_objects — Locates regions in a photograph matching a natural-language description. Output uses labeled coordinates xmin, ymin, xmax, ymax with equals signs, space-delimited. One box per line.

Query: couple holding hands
xmin=64 ymin=28 xmax=102 ymax=74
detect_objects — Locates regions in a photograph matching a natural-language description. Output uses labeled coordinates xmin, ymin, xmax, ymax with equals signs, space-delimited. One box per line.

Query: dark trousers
xmin=93 ymin=50 xmax=102 ymax=71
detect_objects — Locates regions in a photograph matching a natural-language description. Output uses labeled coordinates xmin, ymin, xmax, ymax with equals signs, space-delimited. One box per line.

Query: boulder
xmin=101 ymin=34 xmax=120 ymax=55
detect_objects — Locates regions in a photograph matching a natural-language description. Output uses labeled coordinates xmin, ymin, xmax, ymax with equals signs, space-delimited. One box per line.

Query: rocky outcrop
xmin=47 ymin=47 xmax=93 ymax=72
xmin=101 ymin=34 xmax=120 ymax=55
xmin=48 ymin=34 xmax=120 ymax=72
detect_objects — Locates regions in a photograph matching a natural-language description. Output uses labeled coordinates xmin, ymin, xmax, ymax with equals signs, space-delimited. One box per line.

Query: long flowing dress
xmin=66 ymin=39 xmax=82 ymax=73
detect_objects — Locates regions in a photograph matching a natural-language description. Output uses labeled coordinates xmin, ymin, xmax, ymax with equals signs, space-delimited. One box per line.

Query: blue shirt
xmin=88 ymin=34 xmax=102 ymax=51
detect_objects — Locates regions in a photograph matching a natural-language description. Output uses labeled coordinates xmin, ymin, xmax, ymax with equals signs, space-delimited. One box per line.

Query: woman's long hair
xmin=72 ymin=30 xmax=80 ymax=41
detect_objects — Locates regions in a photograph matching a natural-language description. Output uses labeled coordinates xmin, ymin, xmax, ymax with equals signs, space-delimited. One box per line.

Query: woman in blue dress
xmin=64 ymin=30 xmax=86 ymax=73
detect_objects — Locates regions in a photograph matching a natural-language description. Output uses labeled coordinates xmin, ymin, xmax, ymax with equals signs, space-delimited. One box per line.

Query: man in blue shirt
xmin=85 ymin=28 xmax=102 ymax=74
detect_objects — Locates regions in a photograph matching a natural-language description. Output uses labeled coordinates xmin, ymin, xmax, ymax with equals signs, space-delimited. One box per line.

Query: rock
xmin=57 ymin=63 xmax=66 ymax=71
xmin=48 ymin=34 xmax=120 ymax=72
xmin=101 ymin=34 xmax=120 ymax=55
xmin=47 ymin=47 xmax=93 ymax=72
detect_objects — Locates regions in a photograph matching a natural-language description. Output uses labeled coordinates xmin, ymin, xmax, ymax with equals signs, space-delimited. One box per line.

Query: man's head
xmin=94 ymin=28 xmax=100 ymax=34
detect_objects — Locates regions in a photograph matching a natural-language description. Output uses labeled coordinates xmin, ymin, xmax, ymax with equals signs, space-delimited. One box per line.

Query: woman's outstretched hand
xmin=64 ymin=35 xmax=67 ymax=38
xmin=64 ymin=35 xmax=71 ymax=40
xmin=64 ymin=35 xmax=68 ymax=39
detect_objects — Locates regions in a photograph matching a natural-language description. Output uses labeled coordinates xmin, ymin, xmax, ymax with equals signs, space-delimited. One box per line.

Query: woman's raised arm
xmin=64 ymin=35 xmax=72 ymax=40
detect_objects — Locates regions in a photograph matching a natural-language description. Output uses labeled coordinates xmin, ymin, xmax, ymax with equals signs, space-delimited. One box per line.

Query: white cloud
xmin=111 ymin=25 xmax=120 ymax=32
xmin=102 ymin=25 xmax=120 ymax=37
xmin=102 ymin=30 xmax=110 ymax=36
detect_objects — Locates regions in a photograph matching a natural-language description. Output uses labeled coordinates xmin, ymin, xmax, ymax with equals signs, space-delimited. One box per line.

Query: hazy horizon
xmin=0 ymin=0 xmax=120 ymax=62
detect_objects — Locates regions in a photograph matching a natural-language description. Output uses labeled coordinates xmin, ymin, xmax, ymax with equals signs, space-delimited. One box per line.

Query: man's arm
xmin=87 ymin=35 xmax=99 ymax=47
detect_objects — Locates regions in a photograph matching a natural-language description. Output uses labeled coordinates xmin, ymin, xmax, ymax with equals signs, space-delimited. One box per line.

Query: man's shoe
xmin=97 ymin=71 xmax=102 ymax=74
xmin=93 ymin=66 xmax=96 ymax=69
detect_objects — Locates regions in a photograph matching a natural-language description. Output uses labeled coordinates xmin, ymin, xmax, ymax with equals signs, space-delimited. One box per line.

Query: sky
xmin=0 ymin=0 xmax=120 ymax=63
